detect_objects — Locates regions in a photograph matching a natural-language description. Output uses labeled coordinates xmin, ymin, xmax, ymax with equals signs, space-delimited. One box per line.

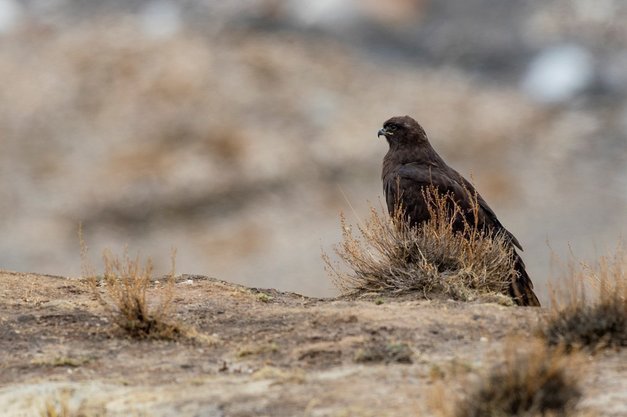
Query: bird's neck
xmin=385 ymin=142 xmax=444 ymax=166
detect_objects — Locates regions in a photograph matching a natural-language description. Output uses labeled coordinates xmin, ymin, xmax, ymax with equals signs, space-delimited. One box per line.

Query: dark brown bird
xmin=378 ymin=115 xmax=540 ymax=306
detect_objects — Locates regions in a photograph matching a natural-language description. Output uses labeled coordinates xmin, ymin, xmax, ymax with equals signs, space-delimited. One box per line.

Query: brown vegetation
xmin=446 ymin=341 xmax=582 ymax=417
xmin=540 ymin=247 xmax=626 ymax=351
xmin=87 ymin=249 xmax=181 ymax=340
xmin=41 ymin=398 xmax=71 ymax=417
xmin=324 ymin=188 xmax=516 ymax=303
xmin=352 ymin=335 xmax=413 ymax=364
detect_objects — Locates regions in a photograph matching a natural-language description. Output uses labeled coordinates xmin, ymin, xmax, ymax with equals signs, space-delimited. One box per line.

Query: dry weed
xmin=540 ymin=246 xmax=626 ymax=351
xmin=434 ymin=340 xmax=582 ymax=417
xmin=40 ymin=390 xmax=104 ymax=417
xmin=83 ymin=238 xmax=181 ymax=340
xmin=97 ymin=249 xmax=179 ymax=339
xmin=353 ymin=337 xmax=413 ymax=364
xmin=324 ymin=187 xmax=515 ymax=302
xmin=41 ymin=398 xmax=73 ymax=417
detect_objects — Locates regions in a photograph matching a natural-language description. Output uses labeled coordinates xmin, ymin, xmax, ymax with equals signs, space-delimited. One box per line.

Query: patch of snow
xmin=139 ymin=1 xmax=182 ymax=39
xmin=521 ymin=45 xmax=594 ymax=104
xmin=0 ymin=0 xmax=21 ymax=34
xmin=286 ymin=0 xmax=358 ymax=28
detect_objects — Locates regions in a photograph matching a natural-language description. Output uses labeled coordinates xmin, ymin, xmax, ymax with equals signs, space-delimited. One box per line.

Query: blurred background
xmin=0 ymin=0 xmax=625 ymax=304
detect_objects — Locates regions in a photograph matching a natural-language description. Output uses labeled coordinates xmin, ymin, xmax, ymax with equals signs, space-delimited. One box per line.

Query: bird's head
xmin=378 ymin=115 xmax=428 ymax=147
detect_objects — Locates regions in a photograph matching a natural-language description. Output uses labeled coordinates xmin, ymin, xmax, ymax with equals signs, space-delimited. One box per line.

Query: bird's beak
xmin=377 ymin=128 xmax=387 ymax=138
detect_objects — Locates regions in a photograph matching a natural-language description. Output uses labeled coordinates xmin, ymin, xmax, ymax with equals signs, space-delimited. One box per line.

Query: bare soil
xmin=0 ymin=271 xmax=625 ymax=416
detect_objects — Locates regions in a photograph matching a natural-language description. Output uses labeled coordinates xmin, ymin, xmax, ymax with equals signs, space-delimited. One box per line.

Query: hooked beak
xmin=377 ymin=127 xmax=387 ymax=138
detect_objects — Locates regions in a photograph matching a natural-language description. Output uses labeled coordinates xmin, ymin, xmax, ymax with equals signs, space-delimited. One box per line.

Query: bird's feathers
xmin=379 ymin=115 xmax=538 ymax=306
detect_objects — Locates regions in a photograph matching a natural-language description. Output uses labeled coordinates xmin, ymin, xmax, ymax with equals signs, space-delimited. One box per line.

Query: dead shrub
xmin=540 ymin=246 xmax=626 ymax=351
xmin=40 ymin=389 xmax=104 ymax=417
xmin=353 ymin=336 xmax=413 ymax=364
xmin=324 ymin=187 xmax=516 ymax=302
xmin=86 ymin=246 xmax=181 ymax=340
xmin=450 ymin=341 xmax=581 ymax=417
xmin=41 ymin=398 xmax=73 ymax=417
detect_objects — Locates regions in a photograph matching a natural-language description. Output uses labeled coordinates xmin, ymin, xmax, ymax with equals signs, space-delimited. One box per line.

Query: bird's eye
xmin=387 ymin=124 xmax=397 ymax=131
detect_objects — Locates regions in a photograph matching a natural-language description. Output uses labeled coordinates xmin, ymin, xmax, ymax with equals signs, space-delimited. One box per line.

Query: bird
xmin=378 ymin=115 xmax=540 ymax=306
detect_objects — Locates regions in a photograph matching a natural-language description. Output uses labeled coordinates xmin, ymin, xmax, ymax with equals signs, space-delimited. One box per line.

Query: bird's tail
xmin=509 ymin=250 xmax=541 ymax=307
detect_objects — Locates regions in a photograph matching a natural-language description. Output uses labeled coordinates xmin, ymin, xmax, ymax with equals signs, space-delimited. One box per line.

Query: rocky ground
xmin=1 ymin=270 xmax=626 ymax=417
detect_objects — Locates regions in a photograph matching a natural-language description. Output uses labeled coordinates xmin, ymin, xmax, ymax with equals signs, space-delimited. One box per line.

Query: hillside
xmin=2 ymin=3 xmax=626 ymax=300
xmin=1 ymin=271 xmax=625 ymax=416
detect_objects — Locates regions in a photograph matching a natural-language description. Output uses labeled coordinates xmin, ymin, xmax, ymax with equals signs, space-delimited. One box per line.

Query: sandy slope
xmin=0 ymin=271 xmax=625 ymax=416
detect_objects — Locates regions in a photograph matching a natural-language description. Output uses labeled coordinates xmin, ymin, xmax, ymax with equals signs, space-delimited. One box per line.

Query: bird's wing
xmin=384 ymin=162 xmax=440 ymax=218
xmin=393 ymin=163 xmax=523 ymax=250
xmin=393 ymin=162 xmax=469 ymax=201
xmin=384 ymin=162 xmax=466 ymax=225
xmin=456 ymin=174 xmax=523 ymax=250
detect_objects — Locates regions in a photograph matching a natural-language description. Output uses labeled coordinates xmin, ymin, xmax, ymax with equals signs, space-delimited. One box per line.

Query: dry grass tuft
xmin=540 ymin=246 xmax=626 ymax=351
xmin=442 ymin=341 xmax=582 ymax=417
xmin=324 ymin=187 xmax=516 ymax=302
xmin=80 ymin=227 xmax=213 ymax=343
xmin=85 ymin=245 xmax=181 ymax=340
xmin=40 ymin=390 xmax=104 ymax=417
xmin=353 ymin=337 xmax=413 ymax=364
xmin=41 ymin=399 xmax=73 ymax=417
